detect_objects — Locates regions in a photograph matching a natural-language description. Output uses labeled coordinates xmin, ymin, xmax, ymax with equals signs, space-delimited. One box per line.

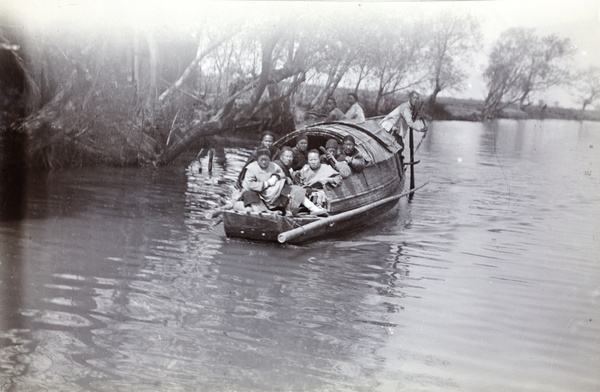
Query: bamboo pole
xmin=277 ymin=182 xmax=429 ymax=244
xmin=409 ymin=128 xmax=415 ymax=191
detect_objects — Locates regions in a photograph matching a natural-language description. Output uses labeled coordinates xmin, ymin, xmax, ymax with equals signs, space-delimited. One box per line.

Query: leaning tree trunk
xmin=428 ymin=82 xmax=441 ymax=107
xmin=159 ymin=64 xmax=305 ymax=165
xmin=20 ymin=65 xmax=93 ymax=168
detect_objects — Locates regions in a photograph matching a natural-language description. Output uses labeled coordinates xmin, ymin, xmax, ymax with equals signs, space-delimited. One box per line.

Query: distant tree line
xmin=1 ymin=7 xmax=598 ymax=168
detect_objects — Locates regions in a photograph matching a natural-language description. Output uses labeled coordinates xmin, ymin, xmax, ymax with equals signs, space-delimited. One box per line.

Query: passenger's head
xmin=408 ymin=91 xmax=420 ymax=107
xmin=307 ymin=149 xmax=321 ymax=171
xmin=347 ymin=93 xmax=358 ymax=106
xmin=295 ymin=134 xmax=308 ymax=152
xmin=260 ymin=131 xmax=275 ymax=149
xmin=280 ymin=146 xmax=293 ymax=166
xmin=324 ymin=97 xmax=337 ymax=112
xmin=342 ymin=135 xmax=356 ymax=155
xmin=325 ymin=139 xmax=339 ymax=155
xmin=256 ymin=147 xmax=271 ymax=170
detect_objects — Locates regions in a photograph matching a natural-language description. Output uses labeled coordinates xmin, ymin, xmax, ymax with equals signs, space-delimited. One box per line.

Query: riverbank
xmin=431 ymin=97 xmax=600 ymax=122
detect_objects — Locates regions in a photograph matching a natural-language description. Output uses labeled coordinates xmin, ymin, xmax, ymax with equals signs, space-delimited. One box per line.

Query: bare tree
xmin=158 ymin=28 xmax=242 ymax=103
xmin=481 ymin=28 xmax=573 ymax=120
xmin=571 ymin=66 xmax=600 ymax=112
xmin=424 ymin=13 xmax=481 ymax=107
xmin=159 ymin=15 xmax=311 ymax=163
xmin=366 ymin=19 xmax=429 ymax=113
xmin=305 ymin=23 xmax=355 ymax=109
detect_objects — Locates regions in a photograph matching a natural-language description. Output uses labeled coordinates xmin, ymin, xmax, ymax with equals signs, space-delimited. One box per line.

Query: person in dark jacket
xmin=237 ymin=131 xmax=281 ymax=188
xmin=291 ymin=133 xmax=309 ymax=170
xmin=324 ymin=98 xmax=346 ymax=121
xmin=340 ymin=135 xmax=366 ymax=173
xmin=320 ymin=138 xmax=352 ymax=178
xmin=274 ymin=146 xmax=295 ymax=182
xmin=247 ymin=131 xmax=280 ymax=163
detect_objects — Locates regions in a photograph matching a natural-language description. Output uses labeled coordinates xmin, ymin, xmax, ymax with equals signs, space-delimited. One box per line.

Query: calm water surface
xmin=1 ymin=119 xmax=599 ymax=391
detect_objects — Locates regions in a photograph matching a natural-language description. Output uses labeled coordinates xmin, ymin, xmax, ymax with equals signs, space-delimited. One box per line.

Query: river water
xmin=1 ymin=119 xmax=599 ymax=391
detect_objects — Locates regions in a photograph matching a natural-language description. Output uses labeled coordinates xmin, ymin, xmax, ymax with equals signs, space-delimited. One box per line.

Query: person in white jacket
xmin=345 ymin=93 xmax=365 ymax=122
xmin=380 ymin=91 xmax=428 ymax=149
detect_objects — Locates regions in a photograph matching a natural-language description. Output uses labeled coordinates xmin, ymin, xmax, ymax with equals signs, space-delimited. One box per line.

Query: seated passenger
xmin=340 ymin=135 xmax=366 ymax=173
xmin=297 ymin=149 xmax=343 ymax=211
xmin=320 ymin=139 xmax=352 ymax=178
xmin=273 ymin=146 xmax=295 ymax=183
xmin=237 ymin=131 xmax=281 ymax=188
xmin=235 ymin=147 xmax=327 ymax=216
xmin=319 ymin=139 xmax=340 ymax=163
xmin=324 ymin=98 xmax=346 ymax=121
xmin=247 ymin=131 xmax=280 ymax=164
xmin=291 ymin=133 xmax=309 ymax=170
xmin=298 ymin=149 xmax=343 ymax=189
xmin=345 ymin=93 xmax=365 ymax=122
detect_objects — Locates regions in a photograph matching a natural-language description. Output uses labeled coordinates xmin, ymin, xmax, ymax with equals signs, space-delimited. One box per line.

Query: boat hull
xmin=222 ymin=119 xmax=406 ymax=244
xmin=223 ymin=195 xmax=401 ymax=244
xmin=223 ymin=156 xmax=405 ymax=244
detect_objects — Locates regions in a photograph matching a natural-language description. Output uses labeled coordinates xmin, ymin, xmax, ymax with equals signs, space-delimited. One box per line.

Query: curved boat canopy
xmin=275 ymin=118 xmax=402 ymax=165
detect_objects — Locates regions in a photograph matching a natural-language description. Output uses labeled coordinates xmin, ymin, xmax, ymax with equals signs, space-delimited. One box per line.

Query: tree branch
xmin=158 ymin=30 xmax=240 ymax=102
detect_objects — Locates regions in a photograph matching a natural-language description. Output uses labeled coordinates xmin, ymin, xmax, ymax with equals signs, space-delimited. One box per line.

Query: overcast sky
xmin=4 ymin=0 xmax=599 ymax=107
xmin=430 ymin=0 xmax=600 ymax=105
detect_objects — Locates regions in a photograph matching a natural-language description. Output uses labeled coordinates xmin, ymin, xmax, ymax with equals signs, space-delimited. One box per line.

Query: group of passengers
xmin=233 ymin=90 xmax=427 ymax=218
xmin=234 ymin=131 xmax=366 ymax=217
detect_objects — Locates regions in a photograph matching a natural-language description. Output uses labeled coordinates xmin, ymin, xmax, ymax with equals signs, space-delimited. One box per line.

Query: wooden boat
xmin=222 ymin=118 xmax=407 ymax=244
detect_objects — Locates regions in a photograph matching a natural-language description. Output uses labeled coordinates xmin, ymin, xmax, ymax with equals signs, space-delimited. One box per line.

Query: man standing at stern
xmin=380 ymin=91 xmax=428 ymax=150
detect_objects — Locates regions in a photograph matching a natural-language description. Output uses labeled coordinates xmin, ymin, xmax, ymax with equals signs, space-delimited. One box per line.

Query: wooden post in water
xmin=409 ymin=128 xmax=415 ymax=191
xmin=207 ymin=148 xmax=214 ymax=173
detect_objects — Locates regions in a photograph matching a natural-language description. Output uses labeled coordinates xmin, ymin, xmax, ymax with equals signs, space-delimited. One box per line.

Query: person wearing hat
xmin=340 ymin=135 xmax=366 ymax=174
xmin=320 ymin=138 xmax=352 ymax=178
xmin=320 ymin=139 xmax=341 ymax=162
xmin=291 ymin=133 xmax=309 ymax=170
xmin=236 ymin=147 xmax=327 ymax=216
